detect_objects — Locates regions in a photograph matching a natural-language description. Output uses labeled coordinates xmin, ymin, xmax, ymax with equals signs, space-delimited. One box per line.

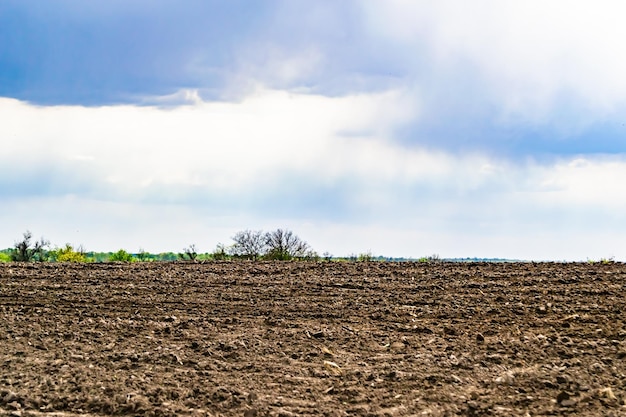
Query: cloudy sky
xmin=2 ymin=1 xmax=626 ymax=260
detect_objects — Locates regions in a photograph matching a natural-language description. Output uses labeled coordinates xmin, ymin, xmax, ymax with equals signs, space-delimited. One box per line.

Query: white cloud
xmin=0 ymin=88 xmax=418 ymax=193
xmin=533 ymin=156 xmax=626 ymax=208
xmin=1 ymin=90 xmax=626 ymax=259
xmin=361 ymin=1 xmax=626 ymax=125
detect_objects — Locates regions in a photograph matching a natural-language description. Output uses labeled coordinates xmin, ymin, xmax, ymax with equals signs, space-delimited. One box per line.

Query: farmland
xmin=0 ymin=261 xmax=625 ymax=416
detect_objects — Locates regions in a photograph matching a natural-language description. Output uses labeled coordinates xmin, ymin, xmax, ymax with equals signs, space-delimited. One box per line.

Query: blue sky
xmin=2 ymin=1 xmax=626 ymax=260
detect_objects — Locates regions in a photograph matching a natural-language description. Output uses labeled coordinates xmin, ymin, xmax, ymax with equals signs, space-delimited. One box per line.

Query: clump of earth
xmin=0 ymin=261 xmax=625 ymax=416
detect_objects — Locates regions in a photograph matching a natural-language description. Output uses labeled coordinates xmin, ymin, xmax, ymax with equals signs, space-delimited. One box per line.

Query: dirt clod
xmin=557 ymin=391 xmax=570 ymax=403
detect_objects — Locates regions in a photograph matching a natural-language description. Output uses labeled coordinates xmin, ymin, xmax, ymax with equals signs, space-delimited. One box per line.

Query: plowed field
xmin=1 ymin=262 xmax=625 ymax=416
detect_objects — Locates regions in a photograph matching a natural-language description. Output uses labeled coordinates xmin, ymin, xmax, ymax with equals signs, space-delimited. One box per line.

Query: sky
xmin=2 ymin=1 xmax=626 ymax=260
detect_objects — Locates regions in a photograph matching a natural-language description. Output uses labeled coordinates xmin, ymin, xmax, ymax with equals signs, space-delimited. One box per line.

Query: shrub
xmin=358 ymin=251 xmax=373 ymax=262
xmin=0 ymin=252 xmax=11 ymax=263
xmin=588 ymin=257 xmax=615 ymax=264
xmin=109 ymin=249 xmax=135 ymax=262
xmin=418 ymin=254 xmax=442 ymax=263
xmin=157 ymin=252 xmax=178 ymax=261
xmin=10 ymin=231 xmax=49 ymax=262
xmin=53 ymin=244 xmax=88 ymax=263
xmin=303 ymin=250 xmax=320 ymax=261
xmin=136 ymin=249 xmax=150 ymax=261
xmin=209 ymin=243 xmax=228 ymax=261
xmin=179 ymin=244 xmax=198 ymax=261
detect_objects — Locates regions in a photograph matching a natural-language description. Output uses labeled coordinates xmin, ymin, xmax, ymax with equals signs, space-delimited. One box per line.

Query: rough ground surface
xmin=0 ymin=262 xmax=625 ymax=416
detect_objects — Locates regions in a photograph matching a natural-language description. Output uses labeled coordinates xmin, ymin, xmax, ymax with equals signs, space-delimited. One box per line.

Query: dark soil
xmin=1 ymin=261 xmax=625 ymax=416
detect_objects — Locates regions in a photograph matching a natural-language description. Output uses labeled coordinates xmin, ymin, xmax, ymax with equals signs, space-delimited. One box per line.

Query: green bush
xmin=179 ymin=244 xmax=198 ymax=261
xmin=109 ymin=249 xmax=135 ymax=262
xmin=212 ymin=243 xmax=230 ymax=261
xmin=264 ymin=248 xmax=292 ymax=261
xmin=136 ymin=249 xmax=150 ymax=261
xmin=0 ymin=252 xmax=11 ymax=263
xmin=418 ymin=254 xmax=441 ymax=263
xmin=52 ymin=244 xmax=89 ymax=263
xmin=358 ymin=251 xmax=373 ymax=262
xmin=156 ymin=252 xmax=176 ymax=261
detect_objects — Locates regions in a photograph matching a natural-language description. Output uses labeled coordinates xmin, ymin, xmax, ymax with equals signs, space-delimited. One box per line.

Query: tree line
xmin=1 ymin=230 xmax=444 ymax=263
xmin=1 ymin=228 xmax=325 ymax=263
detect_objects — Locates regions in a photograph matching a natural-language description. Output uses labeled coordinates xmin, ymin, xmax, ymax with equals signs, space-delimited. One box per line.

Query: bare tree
xmin=231 ymin=230 xmax=265 ymax=260
xmin=11 ymin=230 xmax=49 ymax=262
xmin=264 ymin=228 xmax=310 ymax=260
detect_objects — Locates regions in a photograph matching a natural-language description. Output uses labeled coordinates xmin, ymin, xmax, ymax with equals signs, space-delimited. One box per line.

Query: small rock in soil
xmin=598 ymin=387 xmax=617 ymax=400
xmin=7 ymin=401 xmax=21 ymax=410
xmin=390 ymin=341 xmax=405 ymax=351
xmin=556 ymin=390 xmax=570 ymax=404
xmin=556 ymin=375 xmax=570 ymax=385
